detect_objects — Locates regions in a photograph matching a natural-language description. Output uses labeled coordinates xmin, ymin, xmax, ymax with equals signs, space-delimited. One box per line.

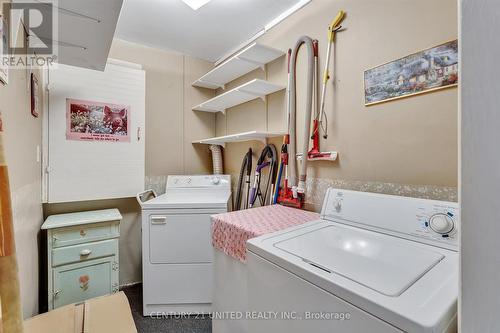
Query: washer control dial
xmin=429 ymin=213 xmax=454 ymax=235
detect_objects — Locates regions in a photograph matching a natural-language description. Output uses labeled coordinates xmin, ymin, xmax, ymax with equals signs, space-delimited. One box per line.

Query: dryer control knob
xmin=429 ymin=214 xmax=454 ymax=235
xmin=212 ymin=177 xmax=220 ymax=185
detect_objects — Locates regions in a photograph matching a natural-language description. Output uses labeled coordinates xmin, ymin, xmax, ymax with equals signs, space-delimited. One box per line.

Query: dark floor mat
xmin=122 ymin=284 xmax=212 ymax=333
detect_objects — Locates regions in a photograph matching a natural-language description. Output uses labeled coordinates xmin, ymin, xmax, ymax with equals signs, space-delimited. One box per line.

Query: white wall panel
xmin=47 ymin=61 xmax=145 ymax=202
xmin=461 ymin=0 xmax=500 ymax=331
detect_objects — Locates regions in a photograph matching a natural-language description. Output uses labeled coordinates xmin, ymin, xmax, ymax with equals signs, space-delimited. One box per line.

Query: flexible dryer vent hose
xmin=289 ymin=36 xmax=315 ymax=193
xmin=209 ymin=144 xmax=224 ymax=175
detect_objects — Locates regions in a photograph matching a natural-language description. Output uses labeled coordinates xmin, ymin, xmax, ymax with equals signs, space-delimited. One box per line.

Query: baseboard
xmin=119 ymin=281 xmax=141 ymax=290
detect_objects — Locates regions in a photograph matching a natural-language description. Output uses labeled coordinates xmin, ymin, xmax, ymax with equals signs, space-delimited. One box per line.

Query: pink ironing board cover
xmin=212 ymin=205 xmax=319 ymax=262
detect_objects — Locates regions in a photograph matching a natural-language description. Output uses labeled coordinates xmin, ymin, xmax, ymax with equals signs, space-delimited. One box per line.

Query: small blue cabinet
xmin=42 ymin=209 xmax=122 ymax=310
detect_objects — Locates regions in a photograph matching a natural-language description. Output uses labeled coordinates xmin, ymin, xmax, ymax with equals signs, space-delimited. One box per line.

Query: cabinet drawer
xmin=52 ymin=257 xmax=118 ymax=309
xmin=51 ymin=222 xmax=119 ymax=248
xmin=52 ymin=239 xmax=118 ymax=267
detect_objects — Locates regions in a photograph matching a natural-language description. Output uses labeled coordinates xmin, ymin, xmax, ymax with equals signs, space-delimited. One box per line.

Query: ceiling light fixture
xmin=181 ymin=0 xmax=212 ymax=10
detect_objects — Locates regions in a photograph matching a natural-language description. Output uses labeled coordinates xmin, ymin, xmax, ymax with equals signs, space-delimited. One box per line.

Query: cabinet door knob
xmin=53 ymin=289 xmax=61 ymax=297
xmin=80 ymin=249 xmax=92 ymax=256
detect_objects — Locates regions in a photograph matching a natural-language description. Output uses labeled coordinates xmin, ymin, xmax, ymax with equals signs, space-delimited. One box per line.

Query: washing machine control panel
xmin=429 ymin=213 xmax=455 ymax=234
xmin=415 ymin=205 xmax=458 ymax=242
xmin=321 ymin=188 xmax=459 ymax=250
xmin=166 ymin=175 xmax=231 ymax=189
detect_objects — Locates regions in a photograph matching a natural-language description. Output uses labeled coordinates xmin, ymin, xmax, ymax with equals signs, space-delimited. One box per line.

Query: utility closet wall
xmin=216 ymin=0 xmax=458 ymax=211
xmin=44 ymin=39 xmax=215 ymax=286
xmin=109 ymin=39 xmax=216 ymax=192
xmin=0 ymin=0 xmax=44 ymax=318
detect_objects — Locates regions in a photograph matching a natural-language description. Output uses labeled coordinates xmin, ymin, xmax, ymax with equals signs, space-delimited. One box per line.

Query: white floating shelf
xmin=192 ymin=43 xmax=285 ymax=89
xmin=193 ymin=79 xmax=285 ymax=113
xmin=193 ymin=131 xmax=285 ymax=147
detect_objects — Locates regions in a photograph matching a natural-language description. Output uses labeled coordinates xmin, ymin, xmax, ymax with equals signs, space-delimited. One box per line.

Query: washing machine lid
xmin=273 ymin=224 xmax=444 ymax=296
xmin=141 ymin=189 xmax=231 ymax=209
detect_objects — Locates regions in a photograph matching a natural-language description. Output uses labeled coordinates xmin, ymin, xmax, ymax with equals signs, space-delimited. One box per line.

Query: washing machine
xmin=138 ymin=175 xmax=231 ymax=315
xmin=247 ymin=188 xmax=458 ymax=333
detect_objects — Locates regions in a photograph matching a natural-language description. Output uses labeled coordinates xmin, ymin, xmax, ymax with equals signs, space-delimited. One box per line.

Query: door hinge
xmin=45 ymin=166 xmax=51 ymax=174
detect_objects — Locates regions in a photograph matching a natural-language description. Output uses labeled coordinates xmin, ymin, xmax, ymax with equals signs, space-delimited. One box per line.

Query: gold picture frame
xmin=364 ymin=40 xmax=458 ymax=106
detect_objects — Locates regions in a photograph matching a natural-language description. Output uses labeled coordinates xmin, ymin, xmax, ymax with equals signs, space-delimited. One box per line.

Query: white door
xmin=46 ymin=60 xmax=145 ymax=203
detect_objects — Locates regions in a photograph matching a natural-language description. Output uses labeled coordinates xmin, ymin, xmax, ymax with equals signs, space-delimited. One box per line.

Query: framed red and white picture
xmin=66 ymin=98 xmax=131 ymax=142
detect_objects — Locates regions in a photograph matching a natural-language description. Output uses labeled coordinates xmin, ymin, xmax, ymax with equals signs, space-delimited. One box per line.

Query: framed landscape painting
xmin=364 ymin=40 xmax=458 ymax=106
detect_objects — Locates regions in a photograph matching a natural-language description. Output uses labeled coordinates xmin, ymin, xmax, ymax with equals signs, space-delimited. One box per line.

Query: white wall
xmin=1 ymin=67 xmax=44 ymax=319
xmin=460 ymin=0 xmax=500 ymax=331
xmin=44 ymin=39 xmax=216 ymax=286
xmin=216 ymin=0 xmax=458 ymax=212
xmin=219 ymin=0 xmax=458 ymax=189
xmin=0 ymin=0 xmax=44 ymax=318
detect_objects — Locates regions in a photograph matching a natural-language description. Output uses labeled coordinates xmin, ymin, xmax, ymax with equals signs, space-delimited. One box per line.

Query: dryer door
xmin=149 ymin=213 xmax=213 ymax=264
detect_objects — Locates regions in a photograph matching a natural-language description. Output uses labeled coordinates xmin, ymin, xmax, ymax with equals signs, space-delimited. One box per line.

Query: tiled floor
xmin=122 ymin=284 xmax=212 ymax=333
